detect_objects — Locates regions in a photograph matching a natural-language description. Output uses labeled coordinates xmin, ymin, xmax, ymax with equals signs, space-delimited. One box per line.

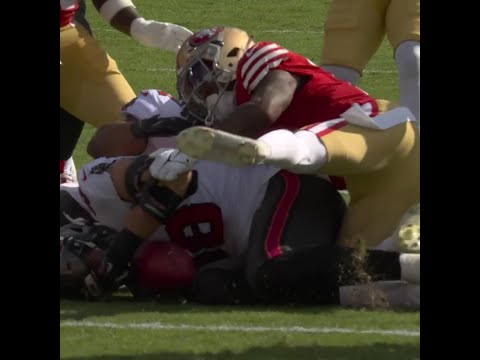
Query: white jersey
xmin=62 ymin=158 xmax=280 ymax=257
xmin=61 ymin=89 xmax=280 ymax=256
xmin=121 ymin=89 xmax=186 ymax=153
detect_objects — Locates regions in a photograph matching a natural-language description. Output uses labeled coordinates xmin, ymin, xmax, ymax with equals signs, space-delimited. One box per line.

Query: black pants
xmin=245 ymin=171 xmax=346 ymax=304
xmin=194 ymin=171 xmax=402 ymax=305
xmin=194 ymin=171 xmax=346 ymax=305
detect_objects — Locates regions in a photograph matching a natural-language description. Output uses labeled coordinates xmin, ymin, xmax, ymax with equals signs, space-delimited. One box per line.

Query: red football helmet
xmin=131 ymin=240 xmax=196 ymax=296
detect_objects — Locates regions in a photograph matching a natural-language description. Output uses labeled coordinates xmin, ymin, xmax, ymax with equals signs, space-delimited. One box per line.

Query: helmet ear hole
xmin=227 ymin=47 xmax=240 ymax=57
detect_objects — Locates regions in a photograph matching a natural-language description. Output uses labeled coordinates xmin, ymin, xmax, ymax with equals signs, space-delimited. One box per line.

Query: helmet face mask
xmin=177 ymin=46 xmax=234 ymax=125
xmin=59 ymin=223 xmax=117 ymax=298
xmin=176 ymin=26 xmax=255 ymax=126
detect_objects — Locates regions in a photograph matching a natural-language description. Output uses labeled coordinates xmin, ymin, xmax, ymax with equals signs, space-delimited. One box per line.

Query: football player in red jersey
xmin=173 ymin=26 xmax=419 ymax=252
xmin=175 ymin=26 xmax=389 ymax=138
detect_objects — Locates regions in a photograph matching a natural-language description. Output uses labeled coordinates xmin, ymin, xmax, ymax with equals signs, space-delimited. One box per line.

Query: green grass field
xmin=61 ymin=299 xmax=419 ymax=359
xmin=62 ymin=1 xmax=416 ymax=359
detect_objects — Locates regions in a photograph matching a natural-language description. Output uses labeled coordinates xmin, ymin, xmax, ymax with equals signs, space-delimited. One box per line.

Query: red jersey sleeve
xmin=236 ymin=42 xmax=290 ymax=94
xmin=60 ymin=0 xmax=79 ymax=27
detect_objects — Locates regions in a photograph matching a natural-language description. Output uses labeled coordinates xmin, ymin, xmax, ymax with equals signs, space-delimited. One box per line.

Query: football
xmin=132 ymin=240 xmax=196 ymax=295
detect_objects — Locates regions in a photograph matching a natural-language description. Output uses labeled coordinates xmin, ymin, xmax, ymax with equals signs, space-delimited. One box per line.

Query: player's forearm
xmin=124 ymin=205 xmax=161 ymax=239
xmin=92 ymin=0 xmax=139 ymax=36
xmin=105 ymin=206 xmax=157 ymax=273
xmin=87 ymin=122 xmax=147 ymax=158
xmin=217 ymin=103 xmax=274 ymax=139
xmin=93 ymin=0 xmax=193 ymax=52
xmin=217 ymin=70 xmax=298 ymax=138
xmin=104 ymin=171 xmax=190 ymax=271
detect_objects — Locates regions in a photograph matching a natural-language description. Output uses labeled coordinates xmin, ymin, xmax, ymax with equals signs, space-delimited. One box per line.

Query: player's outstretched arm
xmin=217 ymin=70 xmax=299 ymax=138
xmin=91 ymin=0 xmax=193 ymax=53
xmin=87 ymin=120 xmax=148 ymax=159
xmin=83 ymin=156 xmax=196 ymax=298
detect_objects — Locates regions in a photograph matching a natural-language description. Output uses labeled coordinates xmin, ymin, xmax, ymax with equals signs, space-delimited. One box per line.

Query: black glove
xmin=130 ymin=114 xmax=196 ymax=138
xmin=82 ymin=229 xmax=144 ymax=300
xmin=83 ymin=257 xmax=129 ymax=301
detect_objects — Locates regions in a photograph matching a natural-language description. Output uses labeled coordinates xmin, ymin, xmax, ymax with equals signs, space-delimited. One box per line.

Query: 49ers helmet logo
xmin=189 ymin=26 xmax=224 ymax=46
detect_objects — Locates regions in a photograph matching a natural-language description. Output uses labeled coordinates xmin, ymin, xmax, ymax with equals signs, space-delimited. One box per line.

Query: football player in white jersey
xmin=60 ymin=147 xmax=419 ymax=307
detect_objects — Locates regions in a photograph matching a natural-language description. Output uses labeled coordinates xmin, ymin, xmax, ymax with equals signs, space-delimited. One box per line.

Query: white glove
xmin=130 ymin=17 xmax=193 ymax=53
xmin=149 ymin=148 xmax=197 ymax=181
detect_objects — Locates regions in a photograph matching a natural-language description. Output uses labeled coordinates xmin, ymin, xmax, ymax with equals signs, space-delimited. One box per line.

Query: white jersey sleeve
xmin=68 ymin=157 xmax=171 ymax=241
xmin=121 ymin=89 xmax=187 ymax=154
xmin=74 ymin=157 xmax=133 ymax=231
xmin=121 ymin=89 xmax=185 ymax=119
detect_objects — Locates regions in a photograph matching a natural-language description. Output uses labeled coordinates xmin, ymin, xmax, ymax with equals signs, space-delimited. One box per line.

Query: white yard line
xmin=61 ymin=320 xmax=419 ymax=337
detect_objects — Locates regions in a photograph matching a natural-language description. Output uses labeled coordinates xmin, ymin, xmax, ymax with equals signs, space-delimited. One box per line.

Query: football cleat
xmin=177 ymin=126 xmax=270 ymax=166
xmin=395 ymin=204 xmax=420 ymax=253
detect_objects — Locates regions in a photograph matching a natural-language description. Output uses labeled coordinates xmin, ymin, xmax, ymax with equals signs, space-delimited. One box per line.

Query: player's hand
xmin=130 ymin=18 xmax=193 ymax=53
xmin=83 ymin=257 xmax=129 ymax=301
xmin=149 ymin=148 xmax=197 ymax=181
xmin=130 ymin=115 xmax=196 ymax=139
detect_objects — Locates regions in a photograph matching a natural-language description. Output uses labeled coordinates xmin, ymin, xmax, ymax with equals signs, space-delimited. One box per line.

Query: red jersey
xmin=60 ymin=0 xmax=79 ymax=28
xmin=235 ymin=41 xmax=380 ymax=133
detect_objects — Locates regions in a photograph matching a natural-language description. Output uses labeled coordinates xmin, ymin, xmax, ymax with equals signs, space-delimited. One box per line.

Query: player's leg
xmin=60 ymin=0 xmax=92 ymax=181
xmin=60 ymin=107 xmax=84 ymax=183
xmin=177 ymin=106 xmax=415 ymax=175
xmin=60 ymin=23 xmax=136 ymax=128
xmin=244 ymin=171 xmax=419 ymax=305
xmin=316 ymin=118 xmax=419 ymax=248
xmin=244 ymin=171 xmax=347 ymax=304
xmin=386 ymin=0 xmax=420 ymax=124
xmin=74 ymin=0 xmax=93 ymax=35
xmin=177 ymin=100 xmax=391 ymax=168
xmin=321 ymin=0 xmax=389 ymax=84
xmin=177 ymin=110 xmax=419 ymax=248
xmin=60 ymin=107 xmax=84 ymax=162
xmin=192 ymin=256 xmax=256 ymax=305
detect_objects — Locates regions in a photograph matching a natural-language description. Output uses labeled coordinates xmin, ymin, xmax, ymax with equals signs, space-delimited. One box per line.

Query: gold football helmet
xmin=176 ymin=26 xmax=255 ymax=125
